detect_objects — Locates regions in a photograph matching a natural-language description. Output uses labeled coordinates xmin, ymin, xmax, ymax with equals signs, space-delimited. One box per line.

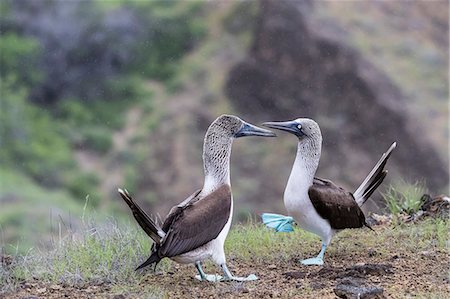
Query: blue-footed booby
xmin=261 ymin=118 xmax=396 ymax=265
xmin=118 ymin=115 xmax=275 ymax=281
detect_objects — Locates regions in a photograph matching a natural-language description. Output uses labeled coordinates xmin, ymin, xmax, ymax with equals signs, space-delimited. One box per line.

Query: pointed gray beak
xmin=262 ymin=120 xmax=301 ymax=136
xmin=235 ymin=122 xmax=276 ymax=138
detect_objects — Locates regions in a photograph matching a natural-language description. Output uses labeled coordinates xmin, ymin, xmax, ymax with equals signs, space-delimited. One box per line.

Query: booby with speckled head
xmin=261 ymin=118 xmax=396 ymax=265
xmin=118 ymin=115 xmax=275 ymax=281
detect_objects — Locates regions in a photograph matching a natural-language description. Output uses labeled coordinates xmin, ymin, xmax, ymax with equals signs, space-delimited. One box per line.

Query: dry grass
xmin=2 ymin=217 xmax=449 ymax=298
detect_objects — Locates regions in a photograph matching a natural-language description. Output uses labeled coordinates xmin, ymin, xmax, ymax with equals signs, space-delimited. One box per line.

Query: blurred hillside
xmin=0 ymin=0 xmax=448 ymax=253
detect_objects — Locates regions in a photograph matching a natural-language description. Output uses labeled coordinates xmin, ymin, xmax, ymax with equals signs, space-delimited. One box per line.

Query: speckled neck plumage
xmin=295 ymin=136 xmax=322 ymax=182
xmin=202 ymin=124 xmax=233 ymax=193
xmin=286 ymin=134 xmax=322 ymax=197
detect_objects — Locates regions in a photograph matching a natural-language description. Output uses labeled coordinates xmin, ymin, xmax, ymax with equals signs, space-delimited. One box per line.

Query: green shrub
xmin=382 ymin=181 xmax=427 ymax=215
xmin=0 ymin=33 xmax=42 ymax=88
xmin=0 ymin=78 xmax=75 ymax=187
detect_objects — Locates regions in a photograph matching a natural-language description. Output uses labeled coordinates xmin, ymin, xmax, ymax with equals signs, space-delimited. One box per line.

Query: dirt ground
xmin=5 ymin=246 xmax=449 ymax=299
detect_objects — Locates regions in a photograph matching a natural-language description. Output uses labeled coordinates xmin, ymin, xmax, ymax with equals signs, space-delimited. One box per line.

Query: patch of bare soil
xmin=6 ymin=248 xmax=449 ymax=299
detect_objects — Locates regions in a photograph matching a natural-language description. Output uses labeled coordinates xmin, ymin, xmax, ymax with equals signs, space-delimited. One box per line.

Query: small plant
xmin=382 ymin=181 xmax=427 ymax=215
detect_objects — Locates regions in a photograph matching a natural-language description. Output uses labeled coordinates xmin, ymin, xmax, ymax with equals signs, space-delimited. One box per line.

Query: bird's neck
xmin=286 ymin=139 xmax=321 ymax=195
xmin=202 ymin=131 xmax=233 ymax=194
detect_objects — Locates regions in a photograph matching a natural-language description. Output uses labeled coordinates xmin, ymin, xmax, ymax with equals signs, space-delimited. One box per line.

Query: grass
xmin=0 ymin=169 xmax=91 ymax=254
xmin=0 ymin=218 xmax=164 ymax=295
xmin=382 ymin=181 xmax=427 ymax=216
xmin=2 ymin=215 xmax=449 ymax=297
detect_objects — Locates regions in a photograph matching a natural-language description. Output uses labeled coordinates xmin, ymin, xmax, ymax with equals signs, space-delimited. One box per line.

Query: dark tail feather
xmin=354 ymin=142 xmax=396 ymax=207
xmin=118 ymin=188 xmax=165 ymax=244
xmin=136 ymin=252 xmax=161 ymax=271
xmin=361 ymin=170 xmax=388 ymax=201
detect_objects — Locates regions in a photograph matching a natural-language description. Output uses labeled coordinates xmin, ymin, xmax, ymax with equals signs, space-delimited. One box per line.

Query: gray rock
xmin=334 ymin=279 xmax=385 ymax=299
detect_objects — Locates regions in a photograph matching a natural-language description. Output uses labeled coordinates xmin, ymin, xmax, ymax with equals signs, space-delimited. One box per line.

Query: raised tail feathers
xmin=118 ymin=188 xmax=165 ymax=244
xmin=353 ymin=142 xmax=396 ymax=207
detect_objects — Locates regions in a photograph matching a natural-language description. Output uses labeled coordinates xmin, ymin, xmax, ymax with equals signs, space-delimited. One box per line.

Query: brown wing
xmin=162 ymin=189 xmax=202 ymax=233
xmin=158 ymin=185 xmax=232 ymax=258
xmin=308 ymin=178 xmax=366 ymax=229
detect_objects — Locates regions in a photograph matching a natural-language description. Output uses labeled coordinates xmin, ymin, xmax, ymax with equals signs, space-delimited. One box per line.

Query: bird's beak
xmin=262 ymin=120 xmax=300 ymax=135
xmin=235 ymin=122 xmax=276 ymax=138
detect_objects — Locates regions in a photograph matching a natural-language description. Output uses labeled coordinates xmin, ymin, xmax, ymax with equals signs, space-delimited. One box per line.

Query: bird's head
xmin=211 ymin=115 xmax=276 ymax=139
xmin=262 ymin=118 xmax=321 ymax=141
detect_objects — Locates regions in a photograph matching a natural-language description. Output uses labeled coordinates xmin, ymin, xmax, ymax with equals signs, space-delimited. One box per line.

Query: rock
xmin=334 ymin=279 xmax=385 ymax=299
xmin=283 ymin=271 xmax=308 ymax=279
xmin=267 ymin=264 xmax=277 ymax=269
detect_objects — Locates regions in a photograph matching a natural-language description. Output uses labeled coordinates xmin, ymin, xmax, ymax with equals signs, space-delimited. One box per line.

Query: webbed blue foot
xmin=195 ymin=261 xmax=223 ymax=282
xmin=300 ymin=257 xmax=324 ymax=266
xmin=220 ymin=264 xmax=258 ymax=282
xmin=194 ymin=273 xmax=223 ymax=282
xmin=300 ymin=243 xmax=327 ymax=266
xmin=261 ymin=213 xmax=294 ymax=232
xmin=221 ymin=274 xmax=258 ymax=282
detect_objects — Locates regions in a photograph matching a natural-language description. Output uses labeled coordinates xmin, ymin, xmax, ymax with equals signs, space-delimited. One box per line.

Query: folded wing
xmin=159 ymin=185 xmax=232 ymax=258
xmin=309 ymin=179 xmax=366 ymax=229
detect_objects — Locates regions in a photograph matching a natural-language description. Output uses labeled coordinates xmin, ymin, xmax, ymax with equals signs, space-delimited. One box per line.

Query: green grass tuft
xmin=382 ymin=181 xmax=427 ymax=216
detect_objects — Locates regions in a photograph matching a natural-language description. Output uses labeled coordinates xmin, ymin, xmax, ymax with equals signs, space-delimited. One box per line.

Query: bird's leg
xmin=300 ymin=242 xmax=327 ymax=266
xmin=261 ymin=213 xmax=294 ymax=232
xmin=194 ymin=261 xmax=222 ymax=282
xmin=220 ymin=263 xmax=258 ymax=282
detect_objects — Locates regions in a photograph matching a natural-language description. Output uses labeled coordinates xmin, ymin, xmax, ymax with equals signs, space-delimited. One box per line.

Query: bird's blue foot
xmin=195 ymin=273 xmax=223 ymax=282
xmin=220 ymin=264 xmax=258 ymax=282
xmin=300 ymin=257 xmax=324 ymax=266
xmin=300 ymin=243 xmax=327 ymax=266
xmin=221 ymin=273 xmax=258 ymax=282
xmin=195 ymin=261 xmax=223 ymax=282
xmin=261 ymin=213 xmax=294 ymax=232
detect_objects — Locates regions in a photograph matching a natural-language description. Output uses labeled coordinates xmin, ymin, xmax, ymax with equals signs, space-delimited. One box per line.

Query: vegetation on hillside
xmin=0 ymin=0 xmax=206 ymax=252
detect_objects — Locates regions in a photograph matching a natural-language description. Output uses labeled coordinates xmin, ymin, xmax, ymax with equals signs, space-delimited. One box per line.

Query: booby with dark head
xmin=261 ymin=118 xmax=396 ymax=265
xmin=119 ymin=115 xmax=275 ymax=281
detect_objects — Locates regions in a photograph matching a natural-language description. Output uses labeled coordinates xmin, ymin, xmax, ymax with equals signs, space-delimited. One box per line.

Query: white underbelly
xmin=171 ymin=244 xmax=212 ymax=264
xmin=285 ymin=193 xmax=333 ymax=243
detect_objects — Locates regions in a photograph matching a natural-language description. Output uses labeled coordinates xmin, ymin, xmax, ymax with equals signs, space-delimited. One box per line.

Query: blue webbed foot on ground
xmin=300 ymin=257 xmax=324 ymax=266
xmin=220 ymin=264 xmax=258 ymax=282
xmin=195 ymin=273 xmax=223 ymax=282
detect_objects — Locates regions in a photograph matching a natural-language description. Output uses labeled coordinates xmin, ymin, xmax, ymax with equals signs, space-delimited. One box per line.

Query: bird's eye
xmin=297 ymin=124 xmax=302 ymax=130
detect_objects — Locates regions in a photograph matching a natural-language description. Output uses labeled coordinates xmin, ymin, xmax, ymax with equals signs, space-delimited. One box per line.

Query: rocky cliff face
xmin=226 ymin=0 xmax=448 ymax=195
